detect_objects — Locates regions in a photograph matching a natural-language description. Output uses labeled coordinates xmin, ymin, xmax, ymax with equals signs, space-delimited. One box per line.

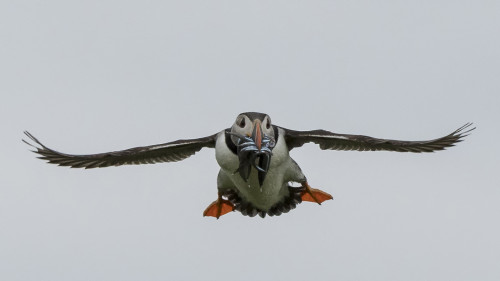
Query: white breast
xmin=215 ymin=128 xmax=296 ymax=211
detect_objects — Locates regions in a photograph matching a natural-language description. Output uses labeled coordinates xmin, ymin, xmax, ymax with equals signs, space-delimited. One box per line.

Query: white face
xmin=232 ymin=114 xmax=252 ymax=137
xmin=230 ymin=114 xmax=274 ymax=144
xmin=261 ymin=115 xmax=273 ymax=136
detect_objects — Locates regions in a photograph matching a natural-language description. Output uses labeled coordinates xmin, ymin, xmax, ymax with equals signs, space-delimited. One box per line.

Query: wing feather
xmin=283 ymin=123 xmax=474 ymax=153
xmin=23 ymin=131 xmax=218 ymax=169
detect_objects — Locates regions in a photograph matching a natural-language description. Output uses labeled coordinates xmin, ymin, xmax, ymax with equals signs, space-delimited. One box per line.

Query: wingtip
xmin=454 ymin=123 xmax=476 ymax=136
xmin=23 ymin=131 xmax=39 ymax=150
xmin=24 ymin=130 xmax=34 ymax=140
xmin=22 ymin=138 xmax=35 ymax=147
xmin=22 ymin=131 xmax=47 ymax=149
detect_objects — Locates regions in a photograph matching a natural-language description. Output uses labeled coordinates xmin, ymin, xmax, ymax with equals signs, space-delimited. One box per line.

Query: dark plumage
xmin=23 ymin=131 xmax=217 ymax=168
xmin=283 ymin=123 xmax=474 ymax=152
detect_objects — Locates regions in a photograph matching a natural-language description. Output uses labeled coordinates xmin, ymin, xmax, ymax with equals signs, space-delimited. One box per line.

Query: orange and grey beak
xmin=251 ymin=120 xmax=263 ymax=151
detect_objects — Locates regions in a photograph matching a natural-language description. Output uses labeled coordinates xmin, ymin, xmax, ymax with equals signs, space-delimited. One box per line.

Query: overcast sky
xmin=1 ymin=1 xmax=499 ymax=281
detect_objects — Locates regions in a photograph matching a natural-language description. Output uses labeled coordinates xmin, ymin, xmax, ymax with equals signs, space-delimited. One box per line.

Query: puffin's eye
xmin=239 ymin=118 xmax=246 ymax=128
xmin=266 ymin=120 xmax=271 ymax=129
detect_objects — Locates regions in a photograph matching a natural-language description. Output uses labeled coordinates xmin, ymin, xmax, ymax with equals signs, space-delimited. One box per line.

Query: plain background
xmin=1 ymin=1 xmax=499 ymax=280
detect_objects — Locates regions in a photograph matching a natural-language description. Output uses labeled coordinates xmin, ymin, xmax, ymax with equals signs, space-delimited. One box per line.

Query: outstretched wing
xmin=23 ymin=131 xmax=218 ymax=169
xmin=282 ymin=123 xmax=474 ymax=152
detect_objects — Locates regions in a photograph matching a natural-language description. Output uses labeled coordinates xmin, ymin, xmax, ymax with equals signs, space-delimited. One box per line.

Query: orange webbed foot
xmin=203 ymin=196 xmax=234 ymax=219
xmin=301 ymin=182 xmax=333 ymax=205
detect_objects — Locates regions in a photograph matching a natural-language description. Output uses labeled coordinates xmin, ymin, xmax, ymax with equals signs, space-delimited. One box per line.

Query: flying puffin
xmin=23 ymin=112 xmax=474 ymax=219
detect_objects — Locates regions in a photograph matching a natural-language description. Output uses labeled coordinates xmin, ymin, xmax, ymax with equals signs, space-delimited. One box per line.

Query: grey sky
xmin=1 ymin=1 xmax=499 ymax=280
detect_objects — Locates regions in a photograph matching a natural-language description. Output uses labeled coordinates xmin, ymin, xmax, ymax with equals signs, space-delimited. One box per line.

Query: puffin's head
xmin=229 ymin=112 xmax=276 ymax=185
xmin=230 ymin=112 xmax=274 ymax=147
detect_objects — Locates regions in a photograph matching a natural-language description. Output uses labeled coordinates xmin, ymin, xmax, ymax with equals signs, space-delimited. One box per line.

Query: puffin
xmin=23 ymin=112 xmax=474 ymax=219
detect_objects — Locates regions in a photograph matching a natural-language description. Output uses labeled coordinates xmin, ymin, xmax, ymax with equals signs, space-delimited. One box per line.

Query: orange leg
xmin=300 ymin=182 xmax=333 ymax=205
xmin=203 ymin=193 xmax=235 ymax=219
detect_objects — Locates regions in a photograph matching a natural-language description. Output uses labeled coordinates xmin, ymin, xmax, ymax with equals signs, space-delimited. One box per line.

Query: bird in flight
xmin=24 ymin=112 xmax=474 ymax=219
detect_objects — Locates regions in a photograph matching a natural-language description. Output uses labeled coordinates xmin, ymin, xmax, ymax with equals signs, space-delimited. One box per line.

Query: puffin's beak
xmin=251 ymin=120 xmax=262 ymax=151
